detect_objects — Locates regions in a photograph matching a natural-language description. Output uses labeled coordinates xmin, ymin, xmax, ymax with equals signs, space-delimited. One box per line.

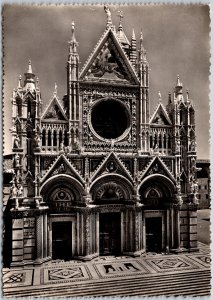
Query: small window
xmin=199 ymin=185 xmax=201 ymax=189
xmin=206 ymin=194 xmax=209 ymax=199
xmin=205 ymin=185 xmax=207 ymax=190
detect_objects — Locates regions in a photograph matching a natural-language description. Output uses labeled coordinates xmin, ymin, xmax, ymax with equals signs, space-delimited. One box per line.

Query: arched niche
xmin=91 ymin=174 xmax=134 ymax=204
xmin=40 ymin=175 xmax=85 ymax=211
xmin=139 ymin=174 xmax=176 ymax=209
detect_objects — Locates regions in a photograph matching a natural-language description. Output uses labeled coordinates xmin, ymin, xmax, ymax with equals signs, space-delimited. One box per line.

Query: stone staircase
xmin=4 ymin=269 xmax=211 ymax=298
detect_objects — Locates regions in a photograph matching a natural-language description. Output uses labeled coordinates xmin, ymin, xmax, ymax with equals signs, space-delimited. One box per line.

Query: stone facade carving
xmin=4 ymin=7 xmax=199 ymax=267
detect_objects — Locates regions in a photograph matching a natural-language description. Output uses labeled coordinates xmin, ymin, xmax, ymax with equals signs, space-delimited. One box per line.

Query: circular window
xmin=91 ymin=99 xmax=130 ymax=140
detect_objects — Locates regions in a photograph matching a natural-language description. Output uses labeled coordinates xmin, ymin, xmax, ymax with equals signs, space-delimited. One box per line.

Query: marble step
xmin=4 ymin=270 xmax=211 ymax=297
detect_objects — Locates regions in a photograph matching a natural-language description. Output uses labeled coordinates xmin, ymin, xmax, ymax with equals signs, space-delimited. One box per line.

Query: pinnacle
xmin=27 ymin=59 xmax=33 ymax=74
xmin=176 ymin=74 xmax=182 ymax=87
xmin=140 ymin=30 xmax=143 ymax=41
xmin=131 ymin=29 xmax=136 ymax=40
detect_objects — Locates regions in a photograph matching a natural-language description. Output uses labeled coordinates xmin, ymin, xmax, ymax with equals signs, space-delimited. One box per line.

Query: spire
xmin=24 ymin=59 xmax=35 ymax=92
xmin=186 ymin=89 xmax=189 ymax=101
xmin=139 ymin=29 xmax=147 ymax=62
xmin=36 ymin=77 xmax=40 ymax=90
xmin=17 ymin=75 xmax=22 ymax=90
xmin=27 ymin=59 xmax=33 ymax=74
xmin=130 ymin=28 xmax=137 ymax=68
xmin=117 ymin=10 xmax=124 ymax=31
xmin=116 ymin=11 xmax=130 ymax=46
xmin=176 ymin=74 xmax=182 ymax=87
xmin=68 ymin=21 xmax=78 ymax=54
xmin=175 ymin=75 xmax=183 ymax=96
xmin=168 ymin=92 xmax=172 ymax=104
xmin=104 ymin=5 xmax=113 ymax=29
xmin=131 ymin=28 xmax=136 ymax=41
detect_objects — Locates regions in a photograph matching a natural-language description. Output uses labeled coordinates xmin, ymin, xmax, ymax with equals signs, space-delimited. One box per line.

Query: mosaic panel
xmin=186 ymin=255 xmax=211 ymax=268
xmin=41 ymin=265 xmax=92 ymax=284
xmin=93 ymin=256 xmax=130 ymax=262
xmin=93 ymin=260 xmax=149 ymax=278
xmin=3 ymin=269 xmax=33 ymax=287
xmin=143 ymin=256 xmax=200 ymax=273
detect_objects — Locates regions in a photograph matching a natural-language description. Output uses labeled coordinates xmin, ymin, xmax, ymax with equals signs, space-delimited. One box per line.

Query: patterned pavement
xmin=3 ymin=242 xmax=211 ymax=291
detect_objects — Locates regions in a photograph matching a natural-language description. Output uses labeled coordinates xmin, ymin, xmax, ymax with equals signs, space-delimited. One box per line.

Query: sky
xmin=3 ymin=4 xmax=210 ymax=159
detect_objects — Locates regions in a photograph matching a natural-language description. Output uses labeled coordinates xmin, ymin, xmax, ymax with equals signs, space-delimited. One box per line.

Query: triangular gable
xmin=150 ymin=103 xmax=172 ymax=126
xmin=41 ymin=95 xmax=68 ymax=121
xmin=41 ymin=154 xmax=85 ymax=184
xmin=139 ymin=156 xmax=175 ymax=183
xmin=80 ymin=28 xmax=139 ymax=85
xmin=91 ymin=151 xmax=133 ymax=182
xmin=23 ymin=90 xmax=35 ymax=102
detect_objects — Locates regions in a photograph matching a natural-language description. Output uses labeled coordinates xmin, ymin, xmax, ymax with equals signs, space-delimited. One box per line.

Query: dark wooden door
xmin=100 ymin=213 xmax=121 ymax=255
xmin=146 ymin=217 xmax=162 ymax=252
xmin=52 ymin=221 xmax=72 ymax=260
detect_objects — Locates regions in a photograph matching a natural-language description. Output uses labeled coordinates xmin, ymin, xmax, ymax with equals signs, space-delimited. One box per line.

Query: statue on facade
xmin=58 ymin=163 xmax=65 ymax=174
xmin=59 ymin=142 xmax=64 ymax=152
xmin=34 ymin=132 xmax=41 ymax=148
xmin=17 ymin=184 xmax=23 ymax=197
xmin=153 ymin=142 xmax=159 ymax=154
xmin=190 ymin=140 xmax=196 ymax=152
xmin=35 ymin=198 xmax=40 ymax=208
xmin=74 ymin=139 xmax=80 ymax=151
xmin=15 ymin=198 xmax=19 ymax=210
xmin=104 ymin=5 xmax=112 ymax=25
xmin=11 ymin=183 xmax=18 ymax=198
xmin=14 ymin=154 xmax=20 ymax=168
xmin=13 ymin=135 xmax=20 ymax=148
xmin=23 ymin=154 xmax=28 ymax=171
xmin=175 ymin=140 xmax=180 ymax=152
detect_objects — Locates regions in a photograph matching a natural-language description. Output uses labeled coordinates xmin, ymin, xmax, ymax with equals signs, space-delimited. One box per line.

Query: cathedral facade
xmin=4 ymin=8 xmax=199 ymax=267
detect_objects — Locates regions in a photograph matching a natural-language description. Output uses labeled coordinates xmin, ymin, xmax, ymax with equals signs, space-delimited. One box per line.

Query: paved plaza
xmin=3 ymin=242 xmax=211 ymax=297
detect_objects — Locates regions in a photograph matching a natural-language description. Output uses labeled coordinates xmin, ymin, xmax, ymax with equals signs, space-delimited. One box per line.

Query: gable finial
xmin=54 ymin=82 xmax=57 ymax=95
xmin=158 ymin=91 xmax=162 ymax=102
xmin=104 ymin=5 xmax=113 ymax=29
xmin=117 ymin=10 xmax=124 ymax=30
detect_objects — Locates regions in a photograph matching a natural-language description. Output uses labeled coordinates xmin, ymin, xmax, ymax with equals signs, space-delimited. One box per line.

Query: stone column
xmin=35 ymin=214 xmax=43 ymax=261
xmin=96 ymin=212 xmax=99 ymax=254
xmin=166 ymin=209 xmax=170 ymax=249
xmin=171 ymin=205 xmax=182 ymax=253
xmin=43 ymin=213 xmax=48 ymax=257
xmin=84 ymin=211 xmax=90 ymax=257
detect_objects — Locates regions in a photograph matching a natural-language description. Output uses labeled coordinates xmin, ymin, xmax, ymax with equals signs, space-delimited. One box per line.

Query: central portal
xmin=99 ymin=213 xmax=121 ymax=255
xmin=52 ymin=221 xmax=72 ymax=260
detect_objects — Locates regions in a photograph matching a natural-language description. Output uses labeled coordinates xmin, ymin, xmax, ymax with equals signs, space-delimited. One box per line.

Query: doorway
xmin=52 ymin=221 xmax=72 ymax=260
xmin=146 ymin=217 xmax=162 ymax=252
xmin=99 ymin=213 xmax=121 ymax=255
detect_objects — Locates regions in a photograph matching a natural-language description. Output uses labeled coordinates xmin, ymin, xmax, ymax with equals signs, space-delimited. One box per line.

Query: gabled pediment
xmin=80 ymin=28 xmax=139 ymax=85
xmin=91 ymin=152 xmax=133 ymax=182
xmin=41 ymin=95 xmax=68 ymax=121
xmin=23 ymin=90 xmax=35 ymax=102
xmin=139 ymin=156 xmax=175 ymax=183
xmin=41 ymin=154 xmax=85 ymax=184
xmin=150 ymin=103 xmax=172 ymax=126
